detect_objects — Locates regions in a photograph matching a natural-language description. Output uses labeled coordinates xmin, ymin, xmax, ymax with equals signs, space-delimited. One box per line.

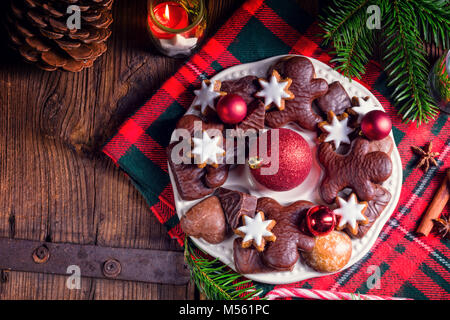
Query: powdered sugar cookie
xmin=255 ymin=70 xmax=294 ymax=111
xmin=235 ymin=211 xmax=276 ymax=252
xmin=334 ymin=193 xmax=369 ymax=235
xmin=348 ymin=96 xmax=376 ymax=123
xmin=302 ymin=231 xmax=352 ymax=273
xmin=192 ymin=80 xmax=226 ymax=114
xmin=191 ymin=131 xmax=225 ymax=168
xmin=318 ymin=111 xmax=354 ymax=150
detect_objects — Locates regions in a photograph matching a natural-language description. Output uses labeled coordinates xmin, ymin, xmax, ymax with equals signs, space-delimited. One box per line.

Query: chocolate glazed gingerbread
xmin=318 ymin=138 xmax=393 ymax=204
xmin=265 ymin=56 xmax=328 ymax=131
xmin=233 ymin=198 xmax=315 ymax=274
xmin=214 ymin=187 xmax=257 ymax=231
xmin=167 ymin=115 xmax=229 ymax=200
xmin=221 ymin=75 xmax=260 ymax=105
xmin=349 ymin=185 xmax=391 ymax=238
xmin=167 ymin=143 xmax=229 ymax=200
xmin=257 ymin=198 xmax=315 ymax=271
xmin=315 ymin=81 xmax=352 ymax=116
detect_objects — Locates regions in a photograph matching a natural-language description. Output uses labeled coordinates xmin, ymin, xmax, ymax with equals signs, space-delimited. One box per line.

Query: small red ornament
xmin=249 ymin=128 xmax=312 ymax=191
xmin=361 ymin=110 xmax=392 ymax=140
xmin=216 ymin=94 xmax=247 ymax=124
xmin=306 ymin=205 xmax=336 ymax=236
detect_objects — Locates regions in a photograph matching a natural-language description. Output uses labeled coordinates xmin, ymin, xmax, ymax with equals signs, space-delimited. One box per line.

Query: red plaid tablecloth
xmin=103 ymin=0 xmax=450 ymax=300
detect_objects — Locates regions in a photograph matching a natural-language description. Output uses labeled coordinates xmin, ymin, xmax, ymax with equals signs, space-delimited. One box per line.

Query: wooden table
xmin=0 ymin=0 xmax=319 ymax=300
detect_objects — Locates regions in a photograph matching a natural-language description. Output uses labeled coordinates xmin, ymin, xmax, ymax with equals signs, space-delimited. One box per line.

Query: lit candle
xmin=148 ymin=2 xmax=189 ymax=39
xmin=147 ymin=0 xmax=207 ymax=58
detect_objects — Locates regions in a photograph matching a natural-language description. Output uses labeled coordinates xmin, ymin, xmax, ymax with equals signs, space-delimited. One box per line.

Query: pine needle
xmin=183 ymin=238 xmax=263 ymax=300
xmin=381 ymin=0 xmax=439 ymax=124
xmin=319 ymin=0 xmax=448 ymax=125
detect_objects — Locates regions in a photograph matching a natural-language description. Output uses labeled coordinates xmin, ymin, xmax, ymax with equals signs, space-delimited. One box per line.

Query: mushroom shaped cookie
xmin=180 ymin=196 xmax=227 ymax=244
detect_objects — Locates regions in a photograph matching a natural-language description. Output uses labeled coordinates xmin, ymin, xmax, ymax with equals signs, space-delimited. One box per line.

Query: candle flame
xmin=164 ymin=4 xmax=170 ymax=20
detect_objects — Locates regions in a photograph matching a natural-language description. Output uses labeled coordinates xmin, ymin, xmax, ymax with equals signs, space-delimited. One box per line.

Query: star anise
xmin=411 ymin=142 xmax=439 ymax=172
xmin=433 ymin=215 xmax=450 ymax=239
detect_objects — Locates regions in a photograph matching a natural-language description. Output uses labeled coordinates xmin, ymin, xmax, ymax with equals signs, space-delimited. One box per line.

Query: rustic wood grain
xmin=1 ymin=0 xmax=440 ymax=300
xmin=0 ymin=0 xmax=242 ymax=300
xmin=0 ymin=0 xmax=322 ymax=300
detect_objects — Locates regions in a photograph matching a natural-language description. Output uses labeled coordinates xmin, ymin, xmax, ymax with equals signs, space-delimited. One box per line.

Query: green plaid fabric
xmin=104 ymin=0 xmax=450 ymax=300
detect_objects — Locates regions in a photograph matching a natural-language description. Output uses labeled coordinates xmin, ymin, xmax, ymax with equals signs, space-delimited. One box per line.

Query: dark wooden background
xmin=0 ymin=0 xmax=320 ymax=300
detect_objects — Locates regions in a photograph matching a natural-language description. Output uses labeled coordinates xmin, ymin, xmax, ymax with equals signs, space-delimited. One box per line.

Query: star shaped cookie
xmin=318 ymin=111 xmax=354 ymax=150
xmin=235 ymin=211 xmax=276 ymax=252
xmin=191 ymin=131 xmax=225 ymax=168
xmin=255 ymin=70 xmax=294 ymax=110
xmin=192 ymin=80 xmax=226 ymax=114
xmin=347 ymin=96 xmax=375 ymax=123
xmin=333 ymin=193 xmax=369 ymax=235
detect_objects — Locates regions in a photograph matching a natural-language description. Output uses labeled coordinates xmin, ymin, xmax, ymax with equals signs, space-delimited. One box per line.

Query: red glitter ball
xmin=249 ymin=128 xmax=312 ymax=191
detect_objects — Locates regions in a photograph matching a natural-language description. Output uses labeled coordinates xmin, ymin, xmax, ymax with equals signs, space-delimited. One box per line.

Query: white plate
xmin=169 ymin=54 xmax=402 ymax=284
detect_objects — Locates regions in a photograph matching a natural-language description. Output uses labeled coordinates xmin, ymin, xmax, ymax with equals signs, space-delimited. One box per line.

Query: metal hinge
xmin=0 ymin=238 xmax=190 ymax=285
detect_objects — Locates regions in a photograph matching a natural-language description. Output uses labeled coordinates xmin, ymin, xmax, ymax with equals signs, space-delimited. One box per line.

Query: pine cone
xmin=4 ymin=0 xmax=114 ymax=72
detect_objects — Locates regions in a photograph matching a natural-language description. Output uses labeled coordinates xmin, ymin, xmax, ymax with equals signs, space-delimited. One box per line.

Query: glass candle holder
xmin=147 ymin=0 xmax=207 ymax=58
xmin=428 ymin=49 xmax=450 ymax=114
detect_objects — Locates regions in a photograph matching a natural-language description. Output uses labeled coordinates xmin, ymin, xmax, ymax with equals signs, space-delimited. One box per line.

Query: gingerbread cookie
xmin=302 ymin=231 xmax=352 ymax=273
xmin=257 ymin=197 xmax=315 ymax=271
xmin=318 ymin=111 xmax=354 ymax=150
xmin=233 ymin=238 xmax=275 ymax=274
xmin=167 ymin=143 xmax=229 ymax=200
xmin=333 ymin=193 xmax=369 ymax=235
xmin=367 ymin=135 xmax=394 ymax=156
xmin=192 ymin=80 xmax=226 ymax=115
xmin=318 ymin=137 xmax=392 ymax=203
xmin=221 ymin=75 xmax=260 ymax=105
xmin=180 ymin=196 xmax=227 ymax=244
xmin=265 ymin=56 xmax=328 ymax=131
xmin=315 ymin=81 xmax=352 ymax=116
xmin=215 ymin=187 xmax=257 ymax=231
xmin=348 ymin=185 xmax=391 ymax=238
xmin=256 ymin=70 xmax=294 ymax=110
xmin=235 ymin=99 xmax=265 ymax=133
xmin=176 ymin=114 xmax=224 ymax=135
xmin=235 ymin=211 xmax=276 ymax=252
xmin=204 ymin=165 xmax=229 ymax=188
xmin=168 ymin=115 xmax=228 ymax=200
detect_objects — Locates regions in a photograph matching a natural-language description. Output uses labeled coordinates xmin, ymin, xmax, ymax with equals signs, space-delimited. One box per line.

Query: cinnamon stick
xmin=416 ymin=169 xmax=450 ymax=236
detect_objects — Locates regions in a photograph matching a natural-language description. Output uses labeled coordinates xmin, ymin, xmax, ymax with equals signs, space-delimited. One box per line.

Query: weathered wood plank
xmin=0 ymin=0 xmax=241 ymax=300
xmin=0 ymin=0 xmax=321 ymax=300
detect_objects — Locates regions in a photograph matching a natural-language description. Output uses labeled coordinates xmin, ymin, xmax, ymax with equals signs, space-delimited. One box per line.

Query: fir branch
xmin=410 ymin=0 xmax=450 ymax=49
xmin=381 ymin=0 xmax=439 ymax=124
xmin=321 ymin=0 xmax=376 ymax=79
xmin=320 ymin=0 xmax=371 ymax=46
xmin=184 ymin=238 xmax=263 ymax=300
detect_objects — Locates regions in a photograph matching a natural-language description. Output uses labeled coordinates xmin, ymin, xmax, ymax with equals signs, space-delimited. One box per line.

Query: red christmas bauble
xmin=249 ymin=128 xmax=312 ymax=191
xmin=216 ymin=94 xmax=247 ymax=124
xmin=305 ymin=205 xmax=336 ymax=237
xmin=361 ymin=110 xmax=392 ymax=140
